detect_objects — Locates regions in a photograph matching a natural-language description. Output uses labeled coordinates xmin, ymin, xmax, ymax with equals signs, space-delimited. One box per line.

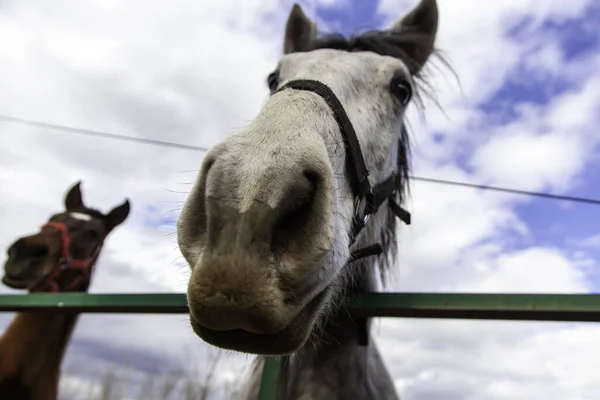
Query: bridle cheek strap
xmin=277 ymin=79 xmax=411 ymax=262
xmin=277 ymin=79 xmax=371 ymax=198
xmin=31 ymin=221 xmax=100 ymax=293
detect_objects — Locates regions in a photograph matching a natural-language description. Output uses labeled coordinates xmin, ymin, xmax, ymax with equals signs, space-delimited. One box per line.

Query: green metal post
xmin=258 ymin=357 xmax=282 ymax=400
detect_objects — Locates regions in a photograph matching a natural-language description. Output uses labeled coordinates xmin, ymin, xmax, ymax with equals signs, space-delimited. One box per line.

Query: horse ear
xmin=390 ymin=0 xmax=439 ymax=74
xmin=64 ymin=181 xmax=84 ymax=210
xmin=105 ymin=199 xmax=131 ymax=232
xmin=283 ymin=4 xmax=318 ymax=54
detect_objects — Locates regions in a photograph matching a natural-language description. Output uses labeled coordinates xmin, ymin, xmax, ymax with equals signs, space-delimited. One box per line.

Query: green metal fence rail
xmin=2 ymin=292 xmax=600 ymax=321
xmin=1 ymin=292 xmax=600 ymax=400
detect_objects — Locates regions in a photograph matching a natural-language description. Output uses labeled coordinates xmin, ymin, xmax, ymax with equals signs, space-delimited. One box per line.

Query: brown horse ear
xmin=65 ymin=181 xmax=84 ymax=210
xmin=283 ymin=3 xmax=318 ymax=54
xmin=105 ymin=199 xmax=131 ymax=232
xmin=390 ymin=0 xmax=439 ymax=74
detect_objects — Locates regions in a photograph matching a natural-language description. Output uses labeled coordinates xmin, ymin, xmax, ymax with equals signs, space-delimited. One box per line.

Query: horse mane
xmin=295 ymin=29 xmax=454 ymax=280
xmin=307 ymin=30 xmax=438 ymax=79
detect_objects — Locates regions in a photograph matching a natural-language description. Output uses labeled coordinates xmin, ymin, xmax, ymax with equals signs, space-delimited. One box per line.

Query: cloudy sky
xmin=1 ymin=0 xmax=599 ymax=399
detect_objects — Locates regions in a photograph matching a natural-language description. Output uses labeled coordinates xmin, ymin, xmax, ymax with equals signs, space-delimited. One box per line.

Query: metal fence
xmin=1 ymin=292 xmax=599 ymax=399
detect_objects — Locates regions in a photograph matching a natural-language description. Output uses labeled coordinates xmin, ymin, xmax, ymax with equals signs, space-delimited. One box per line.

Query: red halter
xmin=31 ymin=221 xmax=101 ymax=293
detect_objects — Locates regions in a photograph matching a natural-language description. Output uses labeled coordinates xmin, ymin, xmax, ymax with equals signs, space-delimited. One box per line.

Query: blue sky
xmin=1 ymin=0 xmax=600 ymax=398
xmin=491 ymin=5 xmax=600 ymax=286
xmin=316 ymin=0 xmax=383 ymax=35
xmin=318 ymin=0 xmax=600 ymax=289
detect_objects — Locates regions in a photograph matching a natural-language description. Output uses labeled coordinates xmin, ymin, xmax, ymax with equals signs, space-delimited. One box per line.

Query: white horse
xmin=178 ymin=0 xmax=447 ymax=398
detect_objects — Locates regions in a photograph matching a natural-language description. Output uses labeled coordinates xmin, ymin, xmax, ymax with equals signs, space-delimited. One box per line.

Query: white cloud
xmin=469 ymin=64 xmax=600 ymax=193
xmin=0 ymin=0 xmax=599 ymax=399
xmin=374 ymin=1 xmax=600 ymax=399
xmin=373 ymin=318 xmax=600 ymax=399
xmin=455 ymin=247 xmax=593 ymax=293
xmin=573 ymin=233 xmax=600 ymax=249
xmin=0 ymin=0 xmax=286 ymax=391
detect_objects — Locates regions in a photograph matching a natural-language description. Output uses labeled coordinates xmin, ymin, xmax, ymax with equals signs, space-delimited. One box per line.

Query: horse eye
xmin=390 ymin=78 xmax=412 ymax=107
xmin=267 ymin=71 xmax=280 ymax=94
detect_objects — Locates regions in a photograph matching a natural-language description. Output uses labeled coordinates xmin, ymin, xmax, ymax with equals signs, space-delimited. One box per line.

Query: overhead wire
xmin=0 ymin=114 xmax=209 ymax=152
xmin=412 ymin=177 xmax=600 ymax=206
xmin=2 ymin=113 xmax=599 ymax=206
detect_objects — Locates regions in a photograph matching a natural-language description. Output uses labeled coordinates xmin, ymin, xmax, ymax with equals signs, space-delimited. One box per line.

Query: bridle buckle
xmin=353 ymin=197 xmax=371 ymax=225
xmin=59 ymin=255 xmax=72 ymax=269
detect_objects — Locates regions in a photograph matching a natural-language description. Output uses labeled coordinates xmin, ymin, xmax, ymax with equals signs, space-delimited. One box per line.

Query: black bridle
xmin=272 ymin=79 xmax=412 ymax=398
xmin=276 ymin=79 xmax=411 ymax=261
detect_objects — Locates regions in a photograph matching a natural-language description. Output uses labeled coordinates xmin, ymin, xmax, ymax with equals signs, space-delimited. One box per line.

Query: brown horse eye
xmin=267 ymin=71 xmax=280 ymax=93
xmin=390 ymin=77 xmax=412 ymax=106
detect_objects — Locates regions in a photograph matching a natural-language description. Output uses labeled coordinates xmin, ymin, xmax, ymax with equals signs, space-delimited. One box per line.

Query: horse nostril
xmin=8 ymin=238 xmax=26 ymax=258
xmin=29 ymin=245 xmax=49 ymax=259
xmin=10 ymin=239 xmax=49 ymax=260
xmin=270 ymin=171 xmax=318 ymax=253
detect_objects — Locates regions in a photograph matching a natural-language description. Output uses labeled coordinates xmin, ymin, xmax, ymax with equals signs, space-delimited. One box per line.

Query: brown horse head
xmin=2 ymin=181 xmax=130 ymax=292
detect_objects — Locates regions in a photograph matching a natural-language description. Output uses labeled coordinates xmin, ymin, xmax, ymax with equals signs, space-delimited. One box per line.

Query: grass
xmin=59 ymin=347 xmax=246 ymax=400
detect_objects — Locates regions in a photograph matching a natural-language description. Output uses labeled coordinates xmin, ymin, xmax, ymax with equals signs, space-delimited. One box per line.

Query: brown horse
xmin=0 ymin=181 xmax=130 ymax=400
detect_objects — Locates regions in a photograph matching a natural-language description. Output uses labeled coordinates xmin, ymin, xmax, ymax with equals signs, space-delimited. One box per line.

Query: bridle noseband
xmin=276 ymin=79 xmax=411 ymax=261
xmin=31 ymin=221 xmax=101 ymax=293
